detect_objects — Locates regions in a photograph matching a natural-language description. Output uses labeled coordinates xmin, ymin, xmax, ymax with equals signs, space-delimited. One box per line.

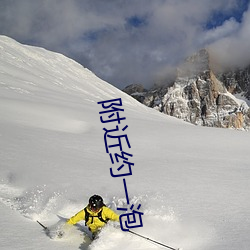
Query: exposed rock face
xmin=217 ymin=66 xmax=250 ymax=99
xmin=123 ymin=84 xmax=147 ymax=103
xmin=123 ymin=49 xmax=250 ymax=130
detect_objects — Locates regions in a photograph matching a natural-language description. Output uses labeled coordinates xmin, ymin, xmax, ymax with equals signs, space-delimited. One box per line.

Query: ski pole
xmin=37 ymin=220 xmax=48 ymax=230
xmin=128 ymin=229 xmax=180 ymax=250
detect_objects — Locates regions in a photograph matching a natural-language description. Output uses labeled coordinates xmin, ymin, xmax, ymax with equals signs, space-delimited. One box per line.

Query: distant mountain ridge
xmin=123 ymin=49 xmax=250 ymax=130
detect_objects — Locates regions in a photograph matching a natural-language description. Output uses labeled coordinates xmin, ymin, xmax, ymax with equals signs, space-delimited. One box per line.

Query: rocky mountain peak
xmin=177 ymin=49 xmax=210 ymax=78
xmin=123 ymin=49 xmax=250 ymax=130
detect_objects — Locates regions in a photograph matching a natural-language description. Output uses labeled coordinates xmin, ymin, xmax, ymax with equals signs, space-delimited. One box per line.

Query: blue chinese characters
xmin=97 ymin=98 xmax=143 ymax=231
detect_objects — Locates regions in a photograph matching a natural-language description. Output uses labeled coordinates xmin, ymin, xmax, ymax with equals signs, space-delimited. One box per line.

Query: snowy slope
xmin=0 ymin=36 xmax=250 ymax=250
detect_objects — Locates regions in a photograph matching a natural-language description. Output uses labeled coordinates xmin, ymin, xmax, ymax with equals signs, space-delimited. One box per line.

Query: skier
xmin=66 ymin=194 xmax=120 ymax=239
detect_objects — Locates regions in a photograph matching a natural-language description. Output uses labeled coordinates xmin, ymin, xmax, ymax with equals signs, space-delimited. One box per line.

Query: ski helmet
xmin=89 ymin=195 xmax=104 ymax=210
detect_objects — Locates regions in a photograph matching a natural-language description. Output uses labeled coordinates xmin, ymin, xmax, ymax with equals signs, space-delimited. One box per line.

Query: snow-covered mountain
xmin=0 ymin=36 xmax=250 ymax=250
xmin=124 ymin=49 xmax=250 ymax=130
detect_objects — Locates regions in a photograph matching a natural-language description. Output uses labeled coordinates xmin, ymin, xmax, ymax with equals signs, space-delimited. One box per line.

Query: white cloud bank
xmin=0 ymin=0 xmax=249 ymax=88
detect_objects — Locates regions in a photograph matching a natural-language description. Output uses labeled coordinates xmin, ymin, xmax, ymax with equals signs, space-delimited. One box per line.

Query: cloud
xmin=209 ymin=4 xmax=250 ymax=69
xmin=0 ymin=0 xmax=249 ymax=89
xmin=200 ymin=18 xmax=240 ymax=45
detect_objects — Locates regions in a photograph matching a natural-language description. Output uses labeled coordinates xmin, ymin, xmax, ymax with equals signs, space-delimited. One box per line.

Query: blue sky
xmin=0 ymin=0 xmax=249 ymax=89
xmin=205 ymin=0 xmax=249 ymax=28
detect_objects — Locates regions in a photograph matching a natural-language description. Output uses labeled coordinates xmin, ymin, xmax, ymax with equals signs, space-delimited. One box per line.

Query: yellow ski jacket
xmin=67 ymin=206 xmax=119 ymax=233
